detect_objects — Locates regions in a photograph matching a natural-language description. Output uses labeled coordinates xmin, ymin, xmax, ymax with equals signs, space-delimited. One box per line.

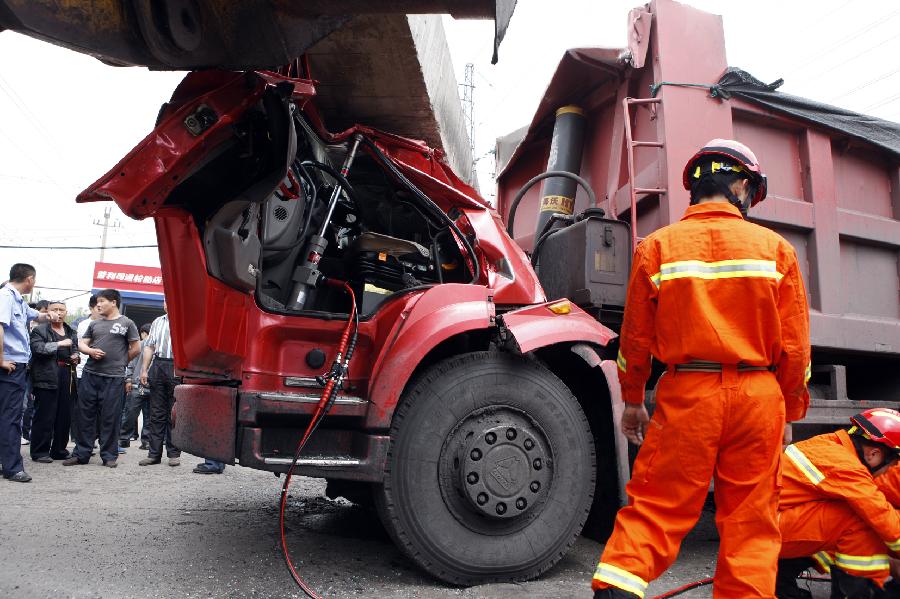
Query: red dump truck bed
xmin=496 ymin=0 xmax=900 ymax=413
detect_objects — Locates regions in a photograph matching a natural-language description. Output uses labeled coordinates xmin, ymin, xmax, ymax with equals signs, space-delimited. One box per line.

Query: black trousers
xmin=120 ymin=389 xmax=150 ymax=443
xmin=0 ymin=364 xmax=27 ymax=477
xmin=74 ymin=371 xmax=125 ymax=463
xmin=30 ymin=365 xmax=74 ymax=459
xmin=147 ymin=360 xmax=180 ymax=459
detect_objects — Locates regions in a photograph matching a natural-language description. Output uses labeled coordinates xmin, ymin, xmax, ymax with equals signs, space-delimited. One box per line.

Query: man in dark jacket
xmin=29 ymin=300 xmax=79 ymax=462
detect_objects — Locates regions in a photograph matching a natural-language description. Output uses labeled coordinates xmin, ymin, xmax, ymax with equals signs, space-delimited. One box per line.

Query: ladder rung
xmin=634 ymin=187 xmax=667 ymax=195
xmin=631 ymin=141 xmax=663 ymax=148
xmin=626 ymin=97 xmax=662 ymax=106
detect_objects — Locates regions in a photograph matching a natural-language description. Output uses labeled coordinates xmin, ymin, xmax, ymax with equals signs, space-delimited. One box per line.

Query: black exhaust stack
xmin=533 ymin=105 xmax=586 ymax=249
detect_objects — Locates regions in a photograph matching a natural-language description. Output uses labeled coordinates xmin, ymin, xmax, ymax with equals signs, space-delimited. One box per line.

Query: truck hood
xmin=76 ymin=69 xmax=488 ymax=217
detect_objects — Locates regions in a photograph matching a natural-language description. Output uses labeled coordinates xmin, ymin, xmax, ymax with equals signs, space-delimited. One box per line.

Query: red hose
xmin=652 ymin=571 xmax=830 ymax=598
xmin=279 ymin=281 xmax=357 ymax=599
xmin=652 ymin=577 xmax=713 ymax=598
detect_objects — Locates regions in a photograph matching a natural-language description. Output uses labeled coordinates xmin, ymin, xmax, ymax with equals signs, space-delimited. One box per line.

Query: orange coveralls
xmin=779 ymin=430 xmax=900 ymax=585
xmin=593 ymin=202 xmax=811 ymax=598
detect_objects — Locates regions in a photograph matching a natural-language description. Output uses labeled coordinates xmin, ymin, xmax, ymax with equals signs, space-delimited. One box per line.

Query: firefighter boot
xmin=775 ymin=557 xmax=815 ymax=599
xmin=594 ymin=588 xmax=641 ymax=599
xmin=831 ymin=567 xmax=877 ymax=599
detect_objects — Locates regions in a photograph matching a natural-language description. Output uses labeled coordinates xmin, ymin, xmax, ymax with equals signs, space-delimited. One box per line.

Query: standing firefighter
xmin=593 ymin=139 xmax=812 ymax=598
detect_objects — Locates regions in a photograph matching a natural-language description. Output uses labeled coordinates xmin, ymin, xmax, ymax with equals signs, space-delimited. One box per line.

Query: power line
xmin=828 ymin=65 xmax=900 ymax=102
xmin=789 ymin=34 xmax=899 ymax=85
xmin=0 ymin=244 xmax=157 ymax=250
xmin=862 ymin=90 xmax=900 ymax=112
xmin=35 ymin=286 xmax=93 ymax=292
xmin=782 ymin=8 xmax=900 ymax=75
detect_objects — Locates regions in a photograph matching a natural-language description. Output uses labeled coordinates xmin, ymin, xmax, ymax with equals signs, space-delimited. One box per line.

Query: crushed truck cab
xmin=77 ymin=67 xmax=621 ymax=585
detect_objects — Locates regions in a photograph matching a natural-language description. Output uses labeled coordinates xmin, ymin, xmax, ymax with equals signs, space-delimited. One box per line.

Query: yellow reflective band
xmin=785 ymin=444 xmax=825 ymax=486
xmin=649 ymin=259 xmax=783 ymax=287
xmin=593 ymin=563 xmax=648 ymax=598
xmin=888 ymin=538 xmax=900 ymax=552
xmin=617 ymin=350 xmax=627 ymax=373
xmin=804 ymin=362 xmax=812 ymax=384
xmin=693 ymin=165 xmax=701 ymax=179
xmin=834 ymin=552 xmax=890 ymax=572
xmin=812 ymin=551 xmax=833 ymax=573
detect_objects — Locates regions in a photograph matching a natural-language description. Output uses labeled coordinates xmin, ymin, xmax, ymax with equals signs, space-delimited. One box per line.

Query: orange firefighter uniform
xmin=778 ymin=429 xmax=900 ymax=585
xmin=593 ymin=201 xmax=811 ymax=598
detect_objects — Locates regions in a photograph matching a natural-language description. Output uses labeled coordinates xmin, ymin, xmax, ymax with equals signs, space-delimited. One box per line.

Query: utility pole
xmin=460 ymin=62 xmax=476 ymax=184
xmin=92 ymin=206 xmax=122 ymax=262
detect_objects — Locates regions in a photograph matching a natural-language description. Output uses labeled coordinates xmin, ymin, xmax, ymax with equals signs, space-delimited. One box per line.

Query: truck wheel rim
xmin=438 ymin=405 xmax=553 ymax=531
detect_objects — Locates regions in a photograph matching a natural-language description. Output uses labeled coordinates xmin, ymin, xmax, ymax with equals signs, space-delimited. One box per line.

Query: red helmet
xmin=850 ymin=408 xmax=900 ymax=451
xmin=682 ymin=139 xmax=768 ymax=206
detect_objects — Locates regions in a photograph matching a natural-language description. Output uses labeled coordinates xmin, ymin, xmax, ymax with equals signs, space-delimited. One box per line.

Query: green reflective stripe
xmin=887 ymin=538 xmax=900 ymax=551
xmin=617 ymin=351 xmax=627 ymax=373
xmin=785 ymin=444 xmax=825 ymax=486
xmin=812 ymin=551 xmax=833 ymax=572
xmin=593 ymin=563 xmax=648 ymax=598
xmin=650 ymin=259 xmax=783 ymax=286
xmin=834 ymin=552 xmax=890 ymax=572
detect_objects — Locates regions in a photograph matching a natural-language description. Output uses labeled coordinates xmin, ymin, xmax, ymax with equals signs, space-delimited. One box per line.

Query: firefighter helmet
xmin=682 ymin=139 xmax=768 ymax=207
xmin=850 ymin=408 xmax=900 ymax=452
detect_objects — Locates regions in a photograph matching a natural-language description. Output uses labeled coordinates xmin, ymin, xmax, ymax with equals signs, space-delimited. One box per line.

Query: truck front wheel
xmin=374 ymin=351 xmax=596 ymax=585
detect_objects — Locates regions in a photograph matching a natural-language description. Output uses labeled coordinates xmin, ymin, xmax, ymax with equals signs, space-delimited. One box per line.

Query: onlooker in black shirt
xmin=64 ymin=289 xmax=139 ymax=468
xmin=29 ymin=300 xmax=79 ymax=462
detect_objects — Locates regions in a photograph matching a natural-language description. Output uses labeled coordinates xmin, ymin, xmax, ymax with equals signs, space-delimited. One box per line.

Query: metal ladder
xmin=620 ymin=96 xmax=666 ymax=251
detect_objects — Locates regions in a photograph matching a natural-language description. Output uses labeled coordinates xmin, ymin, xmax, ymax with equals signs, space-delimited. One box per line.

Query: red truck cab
xmin=78 ymin=67 xmax=621 ymax=585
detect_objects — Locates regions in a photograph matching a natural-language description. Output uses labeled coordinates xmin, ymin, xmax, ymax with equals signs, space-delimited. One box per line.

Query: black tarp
xmin=714 ymin=68 xmax=900 ymax=160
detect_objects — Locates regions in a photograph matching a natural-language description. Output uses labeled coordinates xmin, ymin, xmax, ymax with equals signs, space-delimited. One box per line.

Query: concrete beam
xmin=307 ymin=14 xmax=475 ymax=185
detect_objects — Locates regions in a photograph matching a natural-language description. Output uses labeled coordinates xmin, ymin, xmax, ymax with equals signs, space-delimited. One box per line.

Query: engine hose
xmin=357 ymin=136 xmax=481 ymax=285
xmin=264 ymin=161 xmax=318 ymax=252
xmin=505 ymin=170 xmax=597 ymax=238
xmin=278 ymin=280 xmax=358 ymax=599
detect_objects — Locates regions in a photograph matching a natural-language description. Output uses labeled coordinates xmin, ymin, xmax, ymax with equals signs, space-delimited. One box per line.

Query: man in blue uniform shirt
xmin=0 ymin=264 xmax=51 ymax=482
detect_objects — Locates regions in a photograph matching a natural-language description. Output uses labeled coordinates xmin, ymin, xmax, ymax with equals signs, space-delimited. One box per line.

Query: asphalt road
xmin=0 ymin=443 xmax=829 ymax=598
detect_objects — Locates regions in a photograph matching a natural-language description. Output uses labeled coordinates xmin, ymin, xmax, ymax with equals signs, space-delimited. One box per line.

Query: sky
xmin=1 ymin=0 xmax=897 ymax=312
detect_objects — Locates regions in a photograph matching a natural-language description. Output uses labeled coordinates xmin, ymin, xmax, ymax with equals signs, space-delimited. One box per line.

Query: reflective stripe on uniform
xmin=649 ymin=259 xmax=783 ymax=287
xmin=804 ymin=362 xmax=812 ymax=384
xmin=812 ymin=551 xmax=833 ymax=573
xmin=593 ymin=563 xmax=648 ymax=598
xmin=834 ymin=552 xmax=890 ymax=572
xmin=784 ymin=444 xmax=826 ymax=486
xmin=617 ymin=350 xmax=627 ymax=373
xmin=887 ymin=538 xmax=900 ymax=552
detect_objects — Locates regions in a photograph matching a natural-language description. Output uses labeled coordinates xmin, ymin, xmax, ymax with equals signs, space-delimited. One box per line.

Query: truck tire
xmin=374 ymin=351 xmax=596 ymax=585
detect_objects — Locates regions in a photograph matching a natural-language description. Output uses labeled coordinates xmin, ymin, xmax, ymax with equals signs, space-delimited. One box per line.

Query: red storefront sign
xmin=92 ymin=262 xmax=164 ymax=294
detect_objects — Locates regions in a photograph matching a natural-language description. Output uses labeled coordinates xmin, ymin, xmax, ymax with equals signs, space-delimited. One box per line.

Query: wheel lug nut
xmin=532 ymin=458 xmax=542 ymax=470
xmin=496 ymin=502 xmax=507 ymax=515
xmin=467 ymin=472 xmax=479 ymax=484
xmin=530 ymin=481 xmax=540 ymax=492
xmin=470 ymin=448 xmax=482 ymax=461
xmin=477 ymin=493 xmax=488 ymax=505
xmin=524 ymin=439 xmax=534 ymax=450
xmin=485 ymin=432 xmax=497 ymax=445
xmin=516 ymin=497 xmax=527 ymax=510
xmin=506 ymin=428 xmax=517 ymax=440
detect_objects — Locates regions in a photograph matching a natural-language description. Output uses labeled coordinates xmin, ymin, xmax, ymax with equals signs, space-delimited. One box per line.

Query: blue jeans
xmin=204 ymin=459 xmax=225 ymax=472
xmin=0 ymin=365 xmax=28 ymax=477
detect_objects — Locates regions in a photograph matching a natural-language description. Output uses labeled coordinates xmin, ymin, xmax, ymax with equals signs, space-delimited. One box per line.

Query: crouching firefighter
xmin=592 ymin=139 xmax=812 ymax=598
xmin=776 ymin=409 xmax=900 ymax=599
